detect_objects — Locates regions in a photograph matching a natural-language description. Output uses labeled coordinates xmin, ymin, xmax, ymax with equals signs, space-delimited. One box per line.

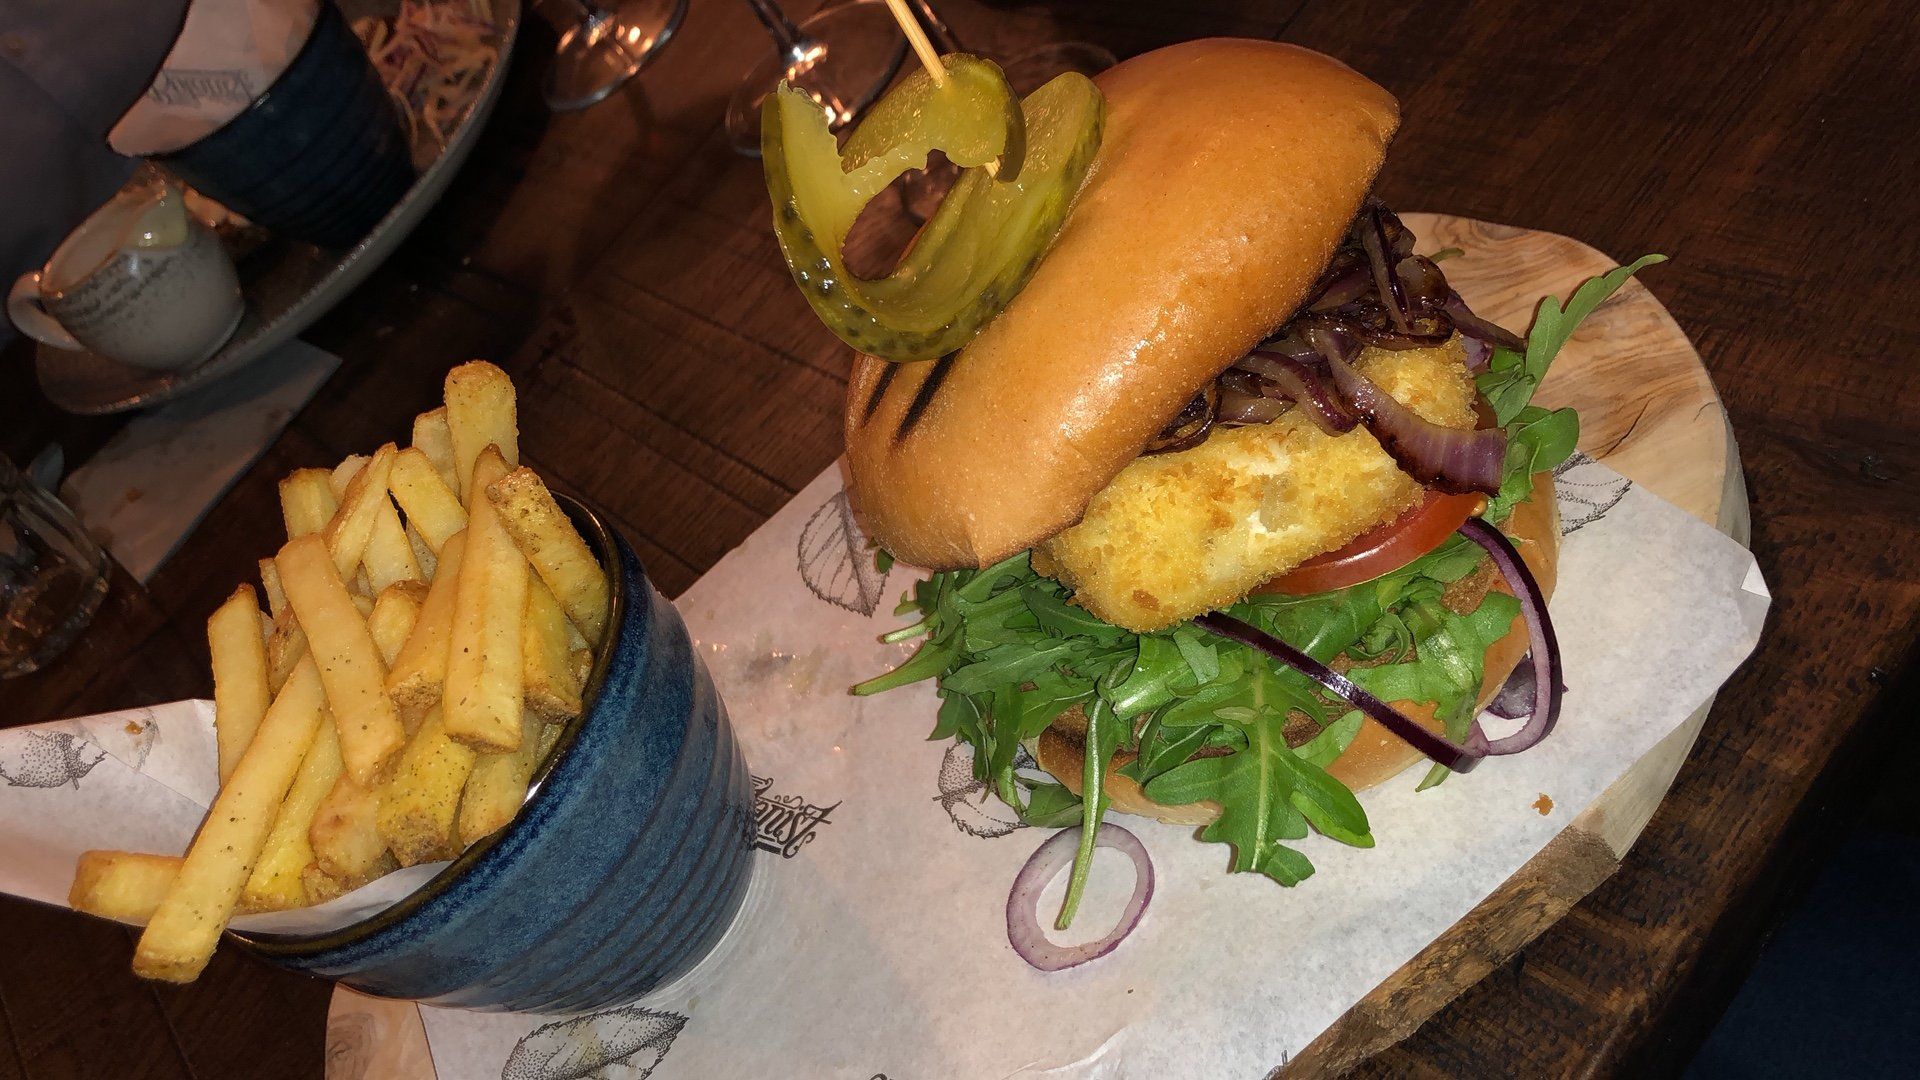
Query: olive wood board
xmin=322 ymin=213 xmax=1745 ymax=1079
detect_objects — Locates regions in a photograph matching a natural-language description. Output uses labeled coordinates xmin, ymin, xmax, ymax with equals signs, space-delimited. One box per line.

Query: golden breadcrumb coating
xmin=1036 ymin=339 xmax=1479 ymax=632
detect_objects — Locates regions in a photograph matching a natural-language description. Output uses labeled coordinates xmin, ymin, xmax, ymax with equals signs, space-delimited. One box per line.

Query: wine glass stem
xmin=743 ymin=0 xmax=808 ymax=61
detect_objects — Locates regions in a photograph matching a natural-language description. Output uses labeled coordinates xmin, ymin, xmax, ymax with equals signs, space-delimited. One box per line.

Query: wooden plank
xmin=0 ymin=898 xmax=190 ymax=1079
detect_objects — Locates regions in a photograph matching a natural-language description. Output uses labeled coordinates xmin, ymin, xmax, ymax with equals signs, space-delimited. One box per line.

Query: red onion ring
xmin=1193 ymin=516 xmax=1566 ymax=770
xmin=1456 ymin=517 xmax=1563 ymax=755
xmin=1007 ymin=824 xmax=1154 ymax=972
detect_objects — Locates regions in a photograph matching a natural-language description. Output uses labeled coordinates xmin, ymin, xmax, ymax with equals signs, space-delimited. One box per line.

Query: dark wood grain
xmin=3 ymin=0 xmax=1916 ymax=1076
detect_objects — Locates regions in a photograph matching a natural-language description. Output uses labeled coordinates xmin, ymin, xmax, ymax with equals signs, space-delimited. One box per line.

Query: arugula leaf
xmin=1478 ymin=254 xmax=1664 ymax=516
xmin=1144 ymin=713 xmax=1323 ymax=885
xmin=1059 ymin=696 xmax=1120 ymax=928
xmin=1477 ymin=254 xmax=1666 ymax=427
xmin=1017 ymin=780 xmax=1086 ymax=828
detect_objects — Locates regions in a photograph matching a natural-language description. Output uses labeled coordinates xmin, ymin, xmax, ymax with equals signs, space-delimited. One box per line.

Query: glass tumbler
xmin=0 ymin=455 xmax=109 ymax=678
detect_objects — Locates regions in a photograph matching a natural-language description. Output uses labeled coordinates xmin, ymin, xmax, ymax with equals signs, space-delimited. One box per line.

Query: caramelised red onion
xmin=1360 ymin=208 xmax=1411 ymax=332
xmin=1395 ymin=254 xmax=1451 ymax=308
xmin=1238 ymin=350 xmax=1357 ymax=435
xmin=1007 ymin=823 xmax=1154 ymax=971
xmin=1144 ymin=383 xmax=1218 ymax=455
xmin=1444 ymin=292 xmax=1525 ymax=352
xmin=1324 ymin=355 xmax=1506 ymax=495
xmin=1218 ymin=388 xmax=1290 ymax=425
xmin=1195 ymin=518 xmax=1563 ymax=770
xmin=1460 ymin=334 xmax=1493 ymax=372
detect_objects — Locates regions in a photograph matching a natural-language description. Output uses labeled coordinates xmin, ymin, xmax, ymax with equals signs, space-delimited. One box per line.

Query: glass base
xmin=546 ymin=0 xmax=689 ymax=112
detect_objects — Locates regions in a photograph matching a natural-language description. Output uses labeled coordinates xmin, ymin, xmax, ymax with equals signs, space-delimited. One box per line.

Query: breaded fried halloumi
xmin=1035 ymin=340 xmax=1479 ymax=631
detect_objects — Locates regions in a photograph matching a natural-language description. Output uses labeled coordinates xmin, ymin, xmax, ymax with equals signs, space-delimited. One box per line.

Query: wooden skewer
xmin=883 ymin=0 xmax=946 ymax=87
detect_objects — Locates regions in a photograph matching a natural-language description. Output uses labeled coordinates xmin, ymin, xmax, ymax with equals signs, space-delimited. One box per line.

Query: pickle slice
xmin=765 ymin=66 xmax=1105 ymax=361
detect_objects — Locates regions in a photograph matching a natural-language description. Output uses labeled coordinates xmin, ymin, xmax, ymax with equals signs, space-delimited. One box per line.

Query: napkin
xmin=61 ymin=339 xmax=339 ymax=583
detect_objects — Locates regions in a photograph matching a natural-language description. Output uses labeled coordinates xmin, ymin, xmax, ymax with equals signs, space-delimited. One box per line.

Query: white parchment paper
xmin=0 ymin=458 xmax=1767 ymax=1078
xmin=415 ymin=459 xmax=1766 ymax=1079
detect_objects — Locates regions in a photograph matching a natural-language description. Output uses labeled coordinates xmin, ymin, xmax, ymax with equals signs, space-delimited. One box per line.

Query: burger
xmin=766 ymin=38 xmax=1658 ymax=933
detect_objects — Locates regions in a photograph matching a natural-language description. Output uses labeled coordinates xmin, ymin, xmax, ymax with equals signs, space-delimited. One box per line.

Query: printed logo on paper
xmin=146 ymin=69 xmax=256 ymax=108
xmin=752 ymin=774 xmax=839 ymax=857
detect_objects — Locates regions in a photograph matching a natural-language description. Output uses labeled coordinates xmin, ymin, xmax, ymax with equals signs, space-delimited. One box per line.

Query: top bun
xmin=844 ymin=39 xmax=1400 ymax=569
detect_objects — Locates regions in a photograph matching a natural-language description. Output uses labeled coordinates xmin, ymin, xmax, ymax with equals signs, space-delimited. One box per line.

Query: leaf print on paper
xmin=933 ymin=742 xmax=1026 ymax=839
xmin=501 ymin=1006 xmax=687 ymax=1080
xmin=798 ymin=489 xmax=889 ymax=616
xmin=0 ymin=730 xmax=106 ymax=789
xmin=1553 ymin=451 xmax=1633 ymax=534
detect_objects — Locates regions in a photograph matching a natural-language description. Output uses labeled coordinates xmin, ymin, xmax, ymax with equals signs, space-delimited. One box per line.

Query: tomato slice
xmin=1254 ymin=490 xmax=1484 ymax=596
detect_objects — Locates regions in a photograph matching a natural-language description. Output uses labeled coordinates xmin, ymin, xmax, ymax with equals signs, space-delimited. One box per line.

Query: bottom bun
xmin=1034 ymin=476 xmax=1560 ymax=826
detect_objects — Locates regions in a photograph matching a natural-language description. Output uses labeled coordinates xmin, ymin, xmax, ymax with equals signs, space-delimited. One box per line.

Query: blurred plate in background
xmin=36 ymin=0 xmax=521 ymax=416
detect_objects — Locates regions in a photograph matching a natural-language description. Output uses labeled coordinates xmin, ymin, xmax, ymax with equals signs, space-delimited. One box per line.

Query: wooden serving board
xmin=324 ymin=215 xmax=1745 ymax=1079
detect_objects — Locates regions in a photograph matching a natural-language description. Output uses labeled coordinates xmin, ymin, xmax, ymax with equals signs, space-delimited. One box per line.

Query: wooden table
xmin=3 ymin=1 xmax=1915 ymax=1076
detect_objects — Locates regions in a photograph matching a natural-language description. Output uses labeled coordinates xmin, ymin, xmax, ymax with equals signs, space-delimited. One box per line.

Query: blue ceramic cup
xmin=157 ymin=3 xmax=417 ymax=250
xmin=242 ymin=497 xmax=755 ymax=1012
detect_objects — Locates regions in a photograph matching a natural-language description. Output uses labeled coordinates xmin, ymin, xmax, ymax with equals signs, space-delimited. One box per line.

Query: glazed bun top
xmin=843 ymin=39 xmax=1400 ymax=569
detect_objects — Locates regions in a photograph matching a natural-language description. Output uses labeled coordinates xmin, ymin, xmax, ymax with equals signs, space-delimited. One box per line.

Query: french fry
xmin=300 ymin=865 xmax=347 ymax=906
xmin=265 ymin=610 xmax=307 ymax=693
xmin=536 ymin=719 xmax=563 ymax=764
xmin=276 ymin=533 xmax=406 ymax=786
xmin=279 ymin=468 xmax=338 ymax=539
xmin=386 ymin=531 xmax=466 ymax=710
xmin=571 ymin=646 xmax=594 ymax=691
xmin=406 ymin=522 xmax=438 ymax=580
xmin=208 ymin=585 xmax=271 ymax=784
xmin=70 ymin=851 xmax=182 ymax=926
xmin=300 ymin=854 xmax=396 ymax=905
xmin=442 ymin=449 xmax=528 ymax=751
xmin=487 ymin=467 xmax=609 ymax=647
xmin=259 ymin=559 xmax=287 ymax=618
xmin=411 ymin=406 xmax=460 ymax=492
xmin=133 ymin=657 xmax=327 ymax=982
xmin=376 ymin=707 xmax=478 ymax=866
xmin=523 ymin=576 xmax=583 ymax=721
xmin=368 ymin=581 xmax=428 ymax=668
xmin=444 ymin=361 xmax=518 ymax=500
xmin=389 ymin=447 xmax=467 ymax=552
xmin=240 ymin=716 xmax=345 ymax=912
xmin=457 ymin=710 xmax=542 ymax=848
xmin=364 ymin=499 xmax=422 ymax=592
xmin=328 ymin=454 xmax=371 ymax=499
xmin=309 ymin=776 xmax=388 ymax=883
xmin=323 ymin=444 xmax=399 ymax=581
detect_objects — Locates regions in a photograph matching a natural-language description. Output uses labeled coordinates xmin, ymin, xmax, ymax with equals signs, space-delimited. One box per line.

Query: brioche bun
xmin=844 ymin=39 xmax=1400 ymax=570
xmin=1034 ymin=479 xmax=1561 ymax=825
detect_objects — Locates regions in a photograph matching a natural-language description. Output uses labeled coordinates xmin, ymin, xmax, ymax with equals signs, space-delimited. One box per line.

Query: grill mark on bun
xmin=860 ymin=363 xmax=899 ymax=426
xmin=895 ymin=352 xmax=958 ymax=442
